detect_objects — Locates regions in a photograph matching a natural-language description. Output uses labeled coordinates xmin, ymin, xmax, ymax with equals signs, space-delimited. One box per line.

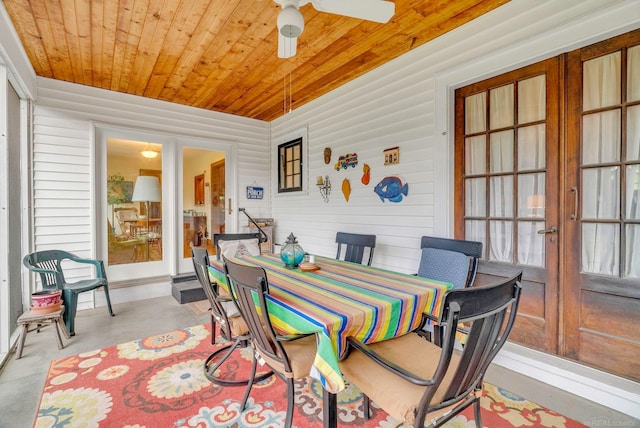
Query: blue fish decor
xmin=374 ymin=176 xmax=409 ymax=203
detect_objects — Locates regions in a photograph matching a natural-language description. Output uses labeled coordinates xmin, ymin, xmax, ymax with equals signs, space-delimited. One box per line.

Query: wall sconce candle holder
xmin=316 ymin=175 xmax=331 ymax=203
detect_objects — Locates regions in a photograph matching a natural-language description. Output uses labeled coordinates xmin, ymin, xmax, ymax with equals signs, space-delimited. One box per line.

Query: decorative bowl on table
xmin=31 ymin=290 xmax=62 ymax=314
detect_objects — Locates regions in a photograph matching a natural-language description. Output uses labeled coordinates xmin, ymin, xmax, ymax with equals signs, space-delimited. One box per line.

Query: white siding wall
xmin=32 ymin=79 xmax=270 ymax=300
xmin=271 ymin=0 xmax=640 ymax=274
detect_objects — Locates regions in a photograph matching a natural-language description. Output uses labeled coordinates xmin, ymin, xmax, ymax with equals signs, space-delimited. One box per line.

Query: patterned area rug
xmin=34 ymin=325 xmax=587 ymax=427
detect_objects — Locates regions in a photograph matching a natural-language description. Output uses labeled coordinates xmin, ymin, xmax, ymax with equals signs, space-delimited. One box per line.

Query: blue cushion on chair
xmin=417 ymin=248 xmax=471 ymax=289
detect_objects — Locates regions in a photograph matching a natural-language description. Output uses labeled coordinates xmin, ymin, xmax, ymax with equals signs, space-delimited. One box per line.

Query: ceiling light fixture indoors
xmin=140 ymin=143 xmax=159 ymax=159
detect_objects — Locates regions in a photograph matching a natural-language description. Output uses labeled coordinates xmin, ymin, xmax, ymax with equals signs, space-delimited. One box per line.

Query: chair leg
xmin=363 ymin=394 xmax=371 ymax=420
xmin=240 ymin=351 xmax=258 ymax=412
xmin=473 ymin=396 xmax=482 ymax=428
xmin=285 ymin=378 xmax=295 ymax=428
xmin=63 ymin=290 xmax=78 ymax=336
xmin=210 ymin=314 xmax=217 ymax=345
xmin=102 ymin=284 xmax=115 ymax=317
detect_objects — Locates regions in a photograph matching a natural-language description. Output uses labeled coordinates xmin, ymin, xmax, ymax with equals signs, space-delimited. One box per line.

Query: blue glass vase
xmin=280 ymin=233 xmax=305 ymax=268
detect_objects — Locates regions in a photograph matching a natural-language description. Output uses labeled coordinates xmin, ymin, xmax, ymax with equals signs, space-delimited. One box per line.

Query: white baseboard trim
xmin=494 ymin=342 xmax=640 ymax=419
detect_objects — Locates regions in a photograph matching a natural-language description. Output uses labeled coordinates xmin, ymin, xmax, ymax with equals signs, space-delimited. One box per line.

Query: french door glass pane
xmin=490 ymin=176 xmax=513 ymax=217
xmin=465 ymin=93 xmax=486 ymax=134
xmin=625 ymin=224 xmax=640 ymax=278
xmin=465 ymin=178 xmax=486 ymax=216
xmin=518 ymin=75 xmax=546 ymax=124
xmin=490 ymin=84 xmax=514 ymax=129
xmin=582 ymin=110 xmax=621 ymax=165
xmin=628 ymin=45 xmax=640 ymax=102
xmin=518 ymin=221 xmax=545 ymax=267
xmin=518 ymin=173 xmax=546 ymax=218
xmin=518 ymin=124 xmax=546 ymax=170
xmin=465 ymin=220 xmax=486 ymax=255
xmin=582 ymin=167 xmax=620 ymax=220
xmin=465 ymin=135 xmax=486 ymax=174
xmin=490 ymin=220 xmax=513 ymax=262
xmin=582 ymin=223 xmax=620 ymax=275
xmin=626 ymin=165 xmax=640 ymax=219
xmin=490 ymin=131 xmax=514 ymax=173
xmin=628 ymin=105 xmax=640 ymax=161
xmin=583 ymin=51 xmax=621 ymax=110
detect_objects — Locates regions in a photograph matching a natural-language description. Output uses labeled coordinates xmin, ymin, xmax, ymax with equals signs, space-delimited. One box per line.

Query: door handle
xmin=228 ymin=198 xmax=232 ymax=215
xmin=537 ymin=226 xmax=557 ymax=242
xmin=537 ymin=226 xmax=557 ymax=234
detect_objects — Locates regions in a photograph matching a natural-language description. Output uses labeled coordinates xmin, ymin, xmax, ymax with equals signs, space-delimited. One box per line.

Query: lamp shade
xmin=132 ymin=176 xmax=161 ymax=202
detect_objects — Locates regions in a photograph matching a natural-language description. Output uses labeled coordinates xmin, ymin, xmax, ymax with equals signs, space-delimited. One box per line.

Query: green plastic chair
xmin=23 ymin=250 xmax=115 ymax=336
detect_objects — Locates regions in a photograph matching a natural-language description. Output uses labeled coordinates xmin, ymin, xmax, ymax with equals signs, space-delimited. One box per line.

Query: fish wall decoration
xmin=374 ymin=176 xmax=409 ymax=203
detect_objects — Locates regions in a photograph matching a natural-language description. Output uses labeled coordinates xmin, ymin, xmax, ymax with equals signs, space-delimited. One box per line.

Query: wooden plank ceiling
xmin=4 ymin=0 xmax=508 ymax=121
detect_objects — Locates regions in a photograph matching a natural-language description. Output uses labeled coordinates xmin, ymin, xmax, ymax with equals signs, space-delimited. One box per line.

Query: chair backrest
xmin=418 ymin=236 xmax=483 ymax=289
xmin=224 ymin=257 xmax=293 ymax=374
xmin=23 ymin=250 xmax=78 ymax=289
xmin=416 ymin=272 xmax=522 ymax=424
xmin=335 ymin=232 xmax=376 ymax=266
xmin=213 ymin=233 xmax=261 ymax=261
xmin=191 ymin=246 xmax=235 ymax=341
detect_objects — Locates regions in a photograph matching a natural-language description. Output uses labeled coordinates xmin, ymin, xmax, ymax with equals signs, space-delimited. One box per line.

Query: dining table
xmin=208 ymin=253 xmax=452 ymax=428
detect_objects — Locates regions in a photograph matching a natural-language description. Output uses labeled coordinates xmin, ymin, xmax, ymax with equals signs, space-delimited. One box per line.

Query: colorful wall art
xmin=384 ymin=146 xmax=400 ymax=165
xmin=361 ymin=163 xmax=370 ymax=185
xmin=342 ymin=178 xmax=351 ymax=202
xmin=374 ymin=176 xmax=408 ymax=203
xmin=334 ymin=153 xmax=358 ymax=171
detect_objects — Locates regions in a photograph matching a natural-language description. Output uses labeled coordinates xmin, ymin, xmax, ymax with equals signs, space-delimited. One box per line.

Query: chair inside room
xmin=114 ymin=208 xmax=138 ymax=236
xmin=22 ymin=250 xmax=115 ymax=336
xmin=335 ymin=232 xmax=376 ymax=266
xmin=417 ymin=236 xmax=483 ymax=289
xmin=339 ymin=272 xmax=522 ymax=428
xmin=191 ymin=246 xmax=271 ymax=386
xmin=213 ymin=232 xmax=261 ymax=261
xmin=224 ymin=257 xmax=317 ymax=428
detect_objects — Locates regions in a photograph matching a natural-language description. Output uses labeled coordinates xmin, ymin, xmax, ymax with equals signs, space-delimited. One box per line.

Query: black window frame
xmin=278 ymin=137 xmax=303 ymax=193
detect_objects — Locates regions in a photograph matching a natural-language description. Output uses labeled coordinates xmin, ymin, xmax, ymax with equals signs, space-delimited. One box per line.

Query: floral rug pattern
xmin=35 ymin=325 xmax=586 ymax=428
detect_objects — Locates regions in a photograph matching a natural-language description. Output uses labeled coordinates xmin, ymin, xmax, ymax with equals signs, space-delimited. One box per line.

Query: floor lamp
xmin=132 ymin=176 xmax=161 ymax=261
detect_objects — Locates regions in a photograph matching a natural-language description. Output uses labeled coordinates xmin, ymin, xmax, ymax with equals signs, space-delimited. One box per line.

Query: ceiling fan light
xmin=278 ymin=6 xmax=304 ymax=38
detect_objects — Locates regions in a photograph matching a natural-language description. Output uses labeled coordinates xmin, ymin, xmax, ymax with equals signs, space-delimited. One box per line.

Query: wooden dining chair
xmin=339 ymin=272 xmax=522 ymax=428
xmin=335 ymin=232 xmax=376 ymax=266
xmin=191 ymin=247 xmax=271 ymax=386
xmin=223 ymin=257 xmax=317 ymax=428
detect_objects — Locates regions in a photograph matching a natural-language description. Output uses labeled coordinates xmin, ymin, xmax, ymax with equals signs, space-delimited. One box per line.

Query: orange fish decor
xmin=342 ymin=178 xmax=352 ymax=202
xmin=361 ymin=163 xmax=371 ymax=185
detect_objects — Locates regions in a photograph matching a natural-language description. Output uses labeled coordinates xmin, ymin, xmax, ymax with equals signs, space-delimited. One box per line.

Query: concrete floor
xmin=0 ymin=296 xmax=637 ymax=428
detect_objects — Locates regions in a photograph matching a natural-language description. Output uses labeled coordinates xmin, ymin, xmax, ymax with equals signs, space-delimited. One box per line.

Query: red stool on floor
xmin=15 ymin=306 xmax=69 ymax=359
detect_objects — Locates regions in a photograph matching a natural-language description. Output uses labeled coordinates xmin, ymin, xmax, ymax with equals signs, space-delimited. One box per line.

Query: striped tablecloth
xmin=209 ymin=254 xmax=451 ymax=393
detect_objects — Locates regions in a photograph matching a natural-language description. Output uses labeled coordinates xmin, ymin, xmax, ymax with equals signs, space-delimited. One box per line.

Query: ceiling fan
xmin=274 ymin=0 xmax=395 ymax=58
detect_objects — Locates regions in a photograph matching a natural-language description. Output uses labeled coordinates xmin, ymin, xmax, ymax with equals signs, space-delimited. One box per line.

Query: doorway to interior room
xmin=182 ymin=148 xmax=225 ymax=260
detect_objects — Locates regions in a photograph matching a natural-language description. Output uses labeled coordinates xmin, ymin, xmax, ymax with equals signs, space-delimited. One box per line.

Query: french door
xmin=564 ymin=30 xmax=640 ymax=381
xmin=455 ymin=29 xmax=640 ymax=382
xmin=455 ymin=58 xmax=561 ymax=354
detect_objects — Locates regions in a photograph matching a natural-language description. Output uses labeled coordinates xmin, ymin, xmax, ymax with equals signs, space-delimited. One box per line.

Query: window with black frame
xmin=278 ymin=137 xmax=303 ymax=193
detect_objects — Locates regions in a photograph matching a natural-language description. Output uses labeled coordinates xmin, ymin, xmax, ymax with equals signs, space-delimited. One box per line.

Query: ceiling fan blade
xmin=278 ymin=32 xmax=297 ymax=58
xmin=311 ymin=0 xmax=395 ymax=23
